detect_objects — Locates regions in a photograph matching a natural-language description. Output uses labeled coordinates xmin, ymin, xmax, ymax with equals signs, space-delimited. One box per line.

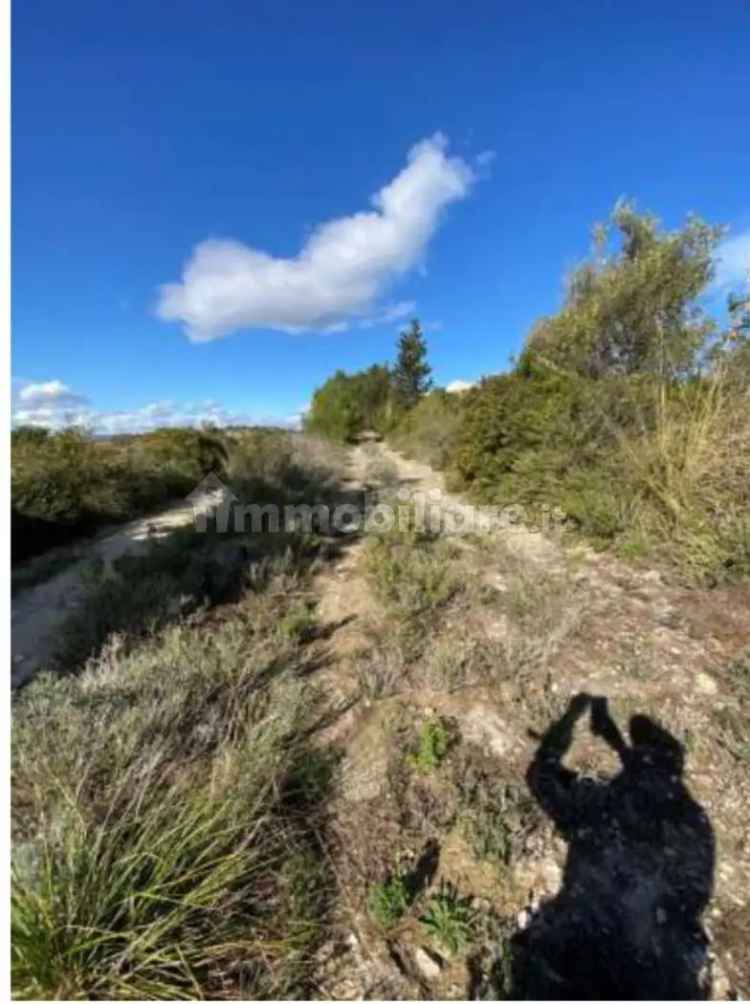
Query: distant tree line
xmin=304 ymin=319 xmax=433 ymax=441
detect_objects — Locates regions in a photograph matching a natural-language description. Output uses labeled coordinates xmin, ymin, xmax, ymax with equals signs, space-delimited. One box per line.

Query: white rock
xmin=413 ymin=946 xmax=443 ymax=981
xmin=461 ymin=706 xmax=513 ymax=757
xmin=694 ymin=672 xmax=718 ymax=696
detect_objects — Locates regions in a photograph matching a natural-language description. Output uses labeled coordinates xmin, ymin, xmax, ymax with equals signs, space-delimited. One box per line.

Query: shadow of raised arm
xmin=526 ymin=693 xmax=590 ymax=832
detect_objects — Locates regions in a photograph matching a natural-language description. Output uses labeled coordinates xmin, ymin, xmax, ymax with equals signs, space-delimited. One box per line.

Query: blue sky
xmin=12 ymin=0 xmax=750 ymax=432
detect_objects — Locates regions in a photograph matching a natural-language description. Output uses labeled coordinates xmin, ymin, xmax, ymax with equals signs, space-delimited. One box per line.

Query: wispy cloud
xmin=156 ymin=133 xmax=486 ymax=341
xmin=12 ymin=380 xmax=299 ymax=434
xmin=357 ymin=300 xmax=416 ymax=330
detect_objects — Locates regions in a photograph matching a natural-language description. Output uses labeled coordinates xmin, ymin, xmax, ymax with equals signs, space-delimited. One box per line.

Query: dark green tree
xmin=392 ymin=319 xmax=433 ymax=409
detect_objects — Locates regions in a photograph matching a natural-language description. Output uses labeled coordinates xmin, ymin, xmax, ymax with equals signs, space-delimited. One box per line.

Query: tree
xmin=304 ymin=365 xmax=393 ymax=442
xmin=356 ymin=364 xmax=393 ymax=430
xmin=526 ymin=201 xmax=722 ymax=381
xmin=392 ymin=319 xmax=433 ymax=409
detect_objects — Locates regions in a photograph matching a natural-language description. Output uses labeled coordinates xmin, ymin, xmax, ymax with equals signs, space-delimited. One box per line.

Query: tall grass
xmin=12 ymin=564 xmax=334 ymax=1000
xmin=613 ymin=375 xmax=750 ymax=580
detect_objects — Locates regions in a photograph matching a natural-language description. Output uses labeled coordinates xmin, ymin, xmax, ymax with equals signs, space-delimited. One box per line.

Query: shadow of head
xmin=628 ymin=713 xmax=685 ymax=773
xmin=510 ymin=694 xmax=715 ymax=1000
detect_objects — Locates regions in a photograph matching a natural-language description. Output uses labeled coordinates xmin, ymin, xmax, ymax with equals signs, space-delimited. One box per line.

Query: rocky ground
xmin=306 ymin=442 xmax=750 ymax=999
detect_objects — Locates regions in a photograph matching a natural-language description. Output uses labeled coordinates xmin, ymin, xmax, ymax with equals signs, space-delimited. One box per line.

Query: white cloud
xmin=712 ymin=228 xmax=750 ymax=293
xmin=12 ymin=380 xmax=299 ymax=434
xmin=157 ymin=133 xmax=482 ymax=341
xmin=18 ymin=380 xmax=89 ymax=409
xmin=445 ymin=379 xmax=475 ymax=393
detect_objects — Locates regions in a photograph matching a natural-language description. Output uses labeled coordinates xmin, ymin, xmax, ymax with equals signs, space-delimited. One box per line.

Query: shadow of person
xmin=509 ymin=694 xmax=715 ymax=1000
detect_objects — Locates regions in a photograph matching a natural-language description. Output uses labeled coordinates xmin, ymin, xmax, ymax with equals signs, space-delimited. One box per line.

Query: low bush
xmin=447 ymin=361 xmax=616 ymax=509
xmin=388 ymin=389 xmax=462 ymax=470
xmin=226 ymin=428 xmax=346 ymax=509
xmin=446 ymin=358 xmax=750 ymax=583
xmin=361 ymin=521 xmax=462 ymax=619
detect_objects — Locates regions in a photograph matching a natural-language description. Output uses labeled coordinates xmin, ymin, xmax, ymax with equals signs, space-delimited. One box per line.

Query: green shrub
xmin=418 ymin=883 xmax=475 ymax=956
xmin=367 ymin=872 xmax=411 ymax=929
xmin=388 ymin=389 xmax=463 ymax=469
xmin=448 ymin=363 xmax=612 ymax=507
xmin=446 ymin=357 xmax=750 ymax=582
xmin=407 ymin=717 xmax=455 ymax=773
xmin=279 ymin=601 xmax=317 ymax=642
xmin=304 ymin=365 xmax=394 ymax=442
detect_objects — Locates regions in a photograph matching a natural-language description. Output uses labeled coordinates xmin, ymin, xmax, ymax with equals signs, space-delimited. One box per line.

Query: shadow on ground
xmin=509 ymin=694 xmax=714 ymax=1000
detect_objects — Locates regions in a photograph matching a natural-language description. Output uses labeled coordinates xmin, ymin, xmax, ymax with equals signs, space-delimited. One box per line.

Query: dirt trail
xmin=314 ymin=441 xmax=560 ymax=652
xmin=11 ymin=491 xmax=221 ymax=689
xmin=309 ymin=442 xmax=750 ymax=999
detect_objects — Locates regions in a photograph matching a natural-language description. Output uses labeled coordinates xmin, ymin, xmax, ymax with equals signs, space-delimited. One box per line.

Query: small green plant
xmin=419 ymin=882 xmax=475 ymax=956
xmin=367 ymin=872 xmax=410 ymax=929
xmin=407 ymin=716 xmax=454 ymax=773
xmin=462 ymin=805 xmax=511 ymax=868
xmin=279 ymin=601 xmax=317 ymax=642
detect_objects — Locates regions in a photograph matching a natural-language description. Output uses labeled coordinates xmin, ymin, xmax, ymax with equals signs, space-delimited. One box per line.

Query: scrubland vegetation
xmin=11 ymin=425 xmax=231 ymax=563
xmin=11 ymin=200 xmax=750 ymax=999
xmin=307 ymin=201 xmax=750 ymax=584
xmin=12 ymin=430 xmax=348 ymax=999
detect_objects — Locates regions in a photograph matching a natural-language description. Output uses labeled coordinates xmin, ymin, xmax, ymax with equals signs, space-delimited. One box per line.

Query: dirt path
xmin=314 ymin=440 xmax=561 ymax=641
xmin=11 ymin=491 xmax=221 ymax=689
xmin=308 ymin=442 xmax=750 ymax=999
